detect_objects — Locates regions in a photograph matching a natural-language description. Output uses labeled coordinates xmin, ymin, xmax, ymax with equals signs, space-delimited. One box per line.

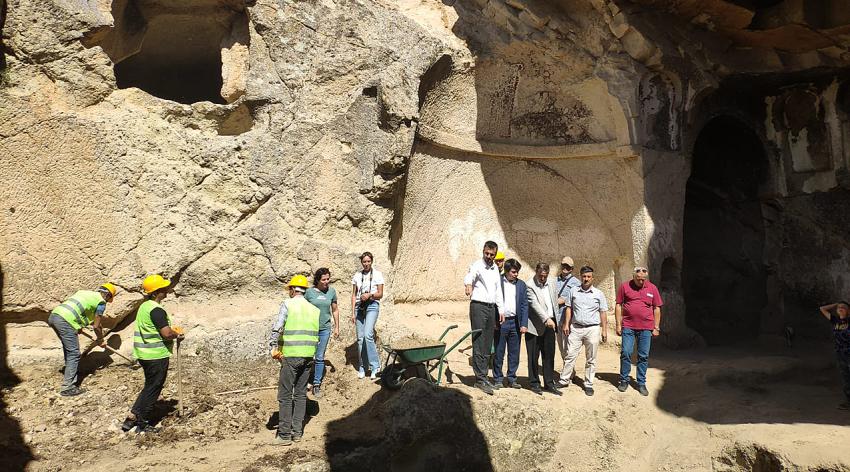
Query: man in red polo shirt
xmin=615 ymin=266 xmax=663 ymax=396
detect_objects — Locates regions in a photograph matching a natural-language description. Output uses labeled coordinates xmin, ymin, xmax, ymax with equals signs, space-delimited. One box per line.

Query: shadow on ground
xmin=0 ymin=262 xmax=35 ymax=470
xmin=324 ymin=379 xmax=493 ymax=472
xmin=652 ymin=341 xmax=850 ymax=426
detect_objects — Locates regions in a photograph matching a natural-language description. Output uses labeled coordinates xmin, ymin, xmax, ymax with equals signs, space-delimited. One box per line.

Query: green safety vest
xmin=51 ymin=290 xmax=105 ymax=330
xmin=279 ymin=297 xmax=320 ymax=358
xmin=133 ymin=300 xmax=172 ymax=361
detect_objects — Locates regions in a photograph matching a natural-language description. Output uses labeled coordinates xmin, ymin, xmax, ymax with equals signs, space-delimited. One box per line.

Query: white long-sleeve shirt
xmin=464 ymin=258 xmax=505 ymax=313
xmin=502 ymin=277 xmax=517 ymax=317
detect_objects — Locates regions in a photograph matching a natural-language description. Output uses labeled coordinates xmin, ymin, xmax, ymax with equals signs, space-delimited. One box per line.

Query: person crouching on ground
xmin=351 ymin=252 xmax=384 ymax=379
xmin=270 ymin=275 xmax=321 ymax=445
xmin=47 ymin=283 xmax=117 ymax=396
xmin=818 ymin=301 xmax=850 ymax=410
xmin=305 ymin=268 xmax=339 ymax=398
xmin=122 ymin=275 xmax=184 ymax=433
xmin=493 ymin=258 xmax=527 ymax=389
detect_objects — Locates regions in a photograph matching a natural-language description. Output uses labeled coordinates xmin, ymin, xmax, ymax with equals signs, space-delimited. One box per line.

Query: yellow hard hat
xmin=287 ymin=275 xmax=309 ymax=289
xmin=495 ymin=251 xmax=505 ymax=261
xmin=142 ymin=275 xmax=171 ymax=295
xmin=99 ymin=283 xmax=117 ymax=297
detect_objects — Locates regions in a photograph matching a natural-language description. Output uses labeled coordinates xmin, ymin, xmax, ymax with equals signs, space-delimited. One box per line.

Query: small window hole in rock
xmin=95 ymin=0 xmax=250 ymax=105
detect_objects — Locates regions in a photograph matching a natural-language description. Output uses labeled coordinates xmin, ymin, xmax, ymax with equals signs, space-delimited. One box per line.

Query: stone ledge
xmin=417 ymin=123 xmax=637 ymax=159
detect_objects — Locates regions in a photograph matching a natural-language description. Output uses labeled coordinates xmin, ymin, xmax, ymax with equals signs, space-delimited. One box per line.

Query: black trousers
xmin=132 ymin=357 xmax=169 ymax=422
xmin=525 ymin=327 xmax=555 ymax=388
xmin=469 ymin=301 xmax=496 ymax=383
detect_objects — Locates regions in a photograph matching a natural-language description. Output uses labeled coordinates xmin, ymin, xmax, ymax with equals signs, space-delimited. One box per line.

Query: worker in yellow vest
xmin=269 ymin=275 xmax=320 ymax=445
xmin=121 ymin=274 xmax=184 ymax=433
xmin=47 ymin=283 xmax=117 ymax=396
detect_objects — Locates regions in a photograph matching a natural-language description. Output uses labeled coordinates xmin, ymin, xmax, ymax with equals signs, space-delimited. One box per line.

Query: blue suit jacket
xmin=502 ymin=277 xmax=529 ymax=330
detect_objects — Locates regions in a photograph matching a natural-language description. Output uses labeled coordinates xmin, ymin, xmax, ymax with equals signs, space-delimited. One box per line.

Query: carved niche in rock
xmin=638 ymin=72 xmax=680 ymax=152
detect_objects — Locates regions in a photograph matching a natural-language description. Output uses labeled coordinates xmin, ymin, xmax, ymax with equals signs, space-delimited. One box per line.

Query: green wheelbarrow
xmin=380 ymin=324 xmax=482 ymax=390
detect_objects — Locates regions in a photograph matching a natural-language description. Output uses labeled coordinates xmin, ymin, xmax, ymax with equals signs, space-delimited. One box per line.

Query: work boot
xmin=617 ymin=381 xmax=629 ymax=392
xmin=120 ymin=417 xmax=136 ymax=432
xmin=474 ymin=381 xmax=494 ymax=395
xmin=312 ymin=385 xmax=321 ymax=399
xmin=273 ymin=434 xmax=292 ymax=446
xmin=637 ymin=385 xmax=649 ymax=397
xmin=135 ymin=421 xmax=160 ymax=434
xmin=59 ymin=386 xmax=84 ymax=397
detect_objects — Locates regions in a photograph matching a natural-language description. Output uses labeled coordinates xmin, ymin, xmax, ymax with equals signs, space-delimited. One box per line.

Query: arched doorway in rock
xmin=682 ymin=116 xmax=769 ymax=345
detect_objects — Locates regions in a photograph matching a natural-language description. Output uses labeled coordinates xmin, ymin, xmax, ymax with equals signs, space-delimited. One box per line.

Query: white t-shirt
xmin=352 ymin=269 xmax=385 ymax=304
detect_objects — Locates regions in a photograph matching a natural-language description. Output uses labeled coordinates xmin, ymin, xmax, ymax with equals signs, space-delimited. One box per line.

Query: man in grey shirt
xmin=559 ymin=265 xmax=609 ymax=396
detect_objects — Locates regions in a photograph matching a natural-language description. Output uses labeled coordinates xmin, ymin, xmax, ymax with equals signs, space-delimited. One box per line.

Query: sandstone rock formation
xmin=2 ymin=0 xmax=850 ymax=356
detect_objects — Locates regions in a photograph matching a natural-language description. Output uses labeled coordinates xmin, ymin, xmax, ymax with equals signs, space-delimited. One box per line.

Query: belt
xmin=471 ymin=300 xmax=496 ymax=307
xmin=573 ymin=323 xmax=599 ymax=328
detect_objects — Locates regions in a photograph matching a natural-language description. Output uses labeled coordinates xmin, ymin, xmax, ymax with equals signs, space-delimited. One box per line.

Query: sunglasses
xmin=635 ymin=269 xmax=648 ymax=273
xmin=561 ymin=264 xmax=572 ymax=269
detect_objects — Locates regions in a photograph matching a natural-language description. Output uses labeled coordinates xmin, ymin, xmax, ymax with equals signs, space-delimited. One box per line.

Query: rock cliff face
xmin=3 ymin=0 xmax=850 ymax=356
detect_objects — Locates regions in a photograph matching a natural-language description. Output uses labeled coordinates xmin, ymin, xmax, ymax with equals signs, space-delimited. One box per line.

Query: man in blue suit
xmin=492 ymin=258 xmax=528 ymax=389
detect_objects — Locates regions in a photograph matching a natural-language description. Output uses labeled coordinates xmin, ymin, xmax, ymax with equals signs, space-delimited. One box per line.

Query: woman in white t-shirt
xmin=350 ymin=251 xmax=384 ymax=379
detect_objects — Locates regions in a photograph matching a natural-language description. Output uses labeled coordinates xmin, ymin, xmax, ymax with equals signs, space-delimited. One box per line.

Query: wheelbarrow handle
xmin=442 ymin=329 xmax=482 ymax=358
xmin=438 ymin=324 xmax=459 ymax=341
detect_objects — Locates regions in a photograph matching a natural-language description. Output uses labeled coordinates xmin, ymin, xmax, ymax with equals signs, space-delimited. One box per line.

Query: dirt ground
xmin=3 ymin=307 xmax=850 ymax=471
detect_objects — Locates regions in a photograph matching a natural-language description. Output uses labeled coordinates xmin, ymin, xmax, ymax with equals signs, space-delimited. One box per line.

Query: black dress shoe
xmin=530 ymin=385 xmax=543 ymax=395
xmin=544 ymin=385 xmax=563 ymax=396
xmin=474 ymin=381 xmax=494 ymax=395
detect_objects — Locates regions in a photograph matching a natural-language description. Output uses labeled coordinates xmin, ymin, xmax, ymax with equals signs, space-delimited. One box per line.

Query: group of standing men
xmin=464 ymin=241 xmax=663 ymax=397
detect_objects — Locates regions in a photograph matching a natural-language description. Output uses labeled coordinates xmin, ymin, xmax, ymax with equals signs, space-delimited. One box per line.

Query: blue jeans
xmin=493 ymin=317 xmax=521 ymax=383
xmin=620 ymin=328 xmax=652 ymax=385
xmin=313 ymin=327 xmax=332 ymax=385
xmin=355 ymin=302 xmax=381 ymax=373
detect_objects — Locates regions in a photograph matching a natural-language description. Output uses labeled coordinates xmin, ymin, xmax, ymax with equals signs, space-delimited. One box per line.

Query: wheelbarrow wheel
xmin=381 ymin=364 xmax=404 ymax=390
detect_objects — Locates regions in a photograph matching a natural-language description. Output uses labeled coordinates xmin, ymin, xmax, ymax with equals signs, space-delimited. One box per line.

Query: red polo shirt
xmin=616 ymin=280 xmax=663 ymax=330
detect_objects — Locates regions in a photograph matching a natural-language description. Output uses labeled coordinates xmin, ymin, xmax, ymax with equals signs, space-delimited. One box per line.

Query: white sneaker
xmin=358 ymin=371 xmax=365 ymax=379
xmin=370 ymin=371 xmax=378 ymax=380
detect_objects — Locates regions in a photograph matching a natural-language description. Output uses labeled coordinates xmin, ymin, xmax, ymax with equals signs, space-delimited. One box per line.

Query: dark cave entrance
xmin=682 ymin=116 xmax=770 ymax=345
xmin=100 ymin=0 xmax=248 ymax=105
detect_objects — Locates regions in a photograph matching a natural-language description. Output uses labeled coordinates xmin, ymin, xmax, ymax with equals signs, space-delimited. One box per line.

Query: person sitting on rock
xmin=121 ymin=274 xmax=183 ymax=433
xmin=47 ymin=283 xmax=117 ymax=396
xmin=818 ymin=301 xmax=850 ymax=410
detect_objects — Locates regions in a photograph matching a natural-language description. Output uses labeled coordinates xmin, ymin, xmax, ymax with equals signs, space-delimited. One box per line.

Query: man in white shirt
xmin=464 ymin=240 xmax=505 ymax=395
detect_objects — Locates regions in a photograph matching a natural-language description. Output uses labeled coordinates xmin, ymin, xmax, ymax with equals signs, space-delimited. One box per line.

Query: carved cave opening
xmin=100 ymin=0 xmax=249 ymax=105
xmin=682 ymin=116 xmax=769 ymax=345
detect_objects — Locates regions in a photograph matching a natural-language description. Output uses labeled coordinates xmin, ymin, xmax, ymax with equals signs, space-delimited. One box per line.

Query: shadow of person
xmin=150 ymin=398 xmax=178 ymax=426
xmin=325 ymin=379 xmax=493 ymax=471
xmin=265 ymin=399 xmax=321 ymax=434
xmin=78 ymin=334 xmax=124 ymax=384
xmin=595 ymin=372 xmax=624 ymax=388
xmin=0 ymin=263 xmax=35 ymax=471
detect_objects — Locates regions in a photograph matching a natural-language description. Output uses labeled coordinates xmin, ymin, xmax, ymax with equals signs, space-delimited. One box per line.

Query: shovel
xmin=176 ymin=337 xmax=184 ymax=417
xmin=79 ymin=330 xmax=138 ymax=367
